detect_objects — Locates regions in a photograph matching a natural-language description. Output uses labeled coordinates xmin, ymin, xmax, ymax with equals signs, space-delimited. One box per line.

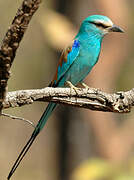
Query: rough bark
xmin=0 ymin=0 xmax=41 ymax=112
xmin=3 ymin=87 xmax=134 ymax=113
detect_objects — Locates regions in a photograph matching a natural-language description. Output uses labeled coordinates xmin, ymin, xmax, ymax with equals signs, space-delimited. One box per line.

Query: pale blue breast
xmin=62 ymin=35 xmax=102 ymax=85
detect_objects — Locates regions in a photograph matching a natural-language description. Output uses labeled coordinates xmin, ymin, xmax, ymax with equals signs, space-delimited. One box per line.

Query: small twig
xmin=2 ymin=113 xmax=35 ymax=128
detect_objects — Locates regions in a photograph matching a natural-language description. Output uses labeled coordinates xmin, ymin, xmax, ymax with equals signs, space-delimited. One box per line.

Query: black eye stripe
xmin=89 ymin=21 xmax=109 ymax=28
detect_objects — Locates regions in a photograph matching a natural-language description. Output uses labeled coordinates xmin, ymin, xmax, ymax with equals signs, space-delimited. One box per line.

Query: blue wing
xmin=50 ymin=39 xmax=80 ymax=87
xmin=7 ymin=39 xmax=80 ymax=180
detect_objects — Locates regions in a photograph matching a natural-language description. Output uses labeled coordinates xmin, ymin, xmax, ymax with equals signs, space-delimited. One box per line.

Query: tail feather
xmin=7 ymin=102 xmax=56 ymax=180
xmin=7 ymin=134 xmax=37 ymax=180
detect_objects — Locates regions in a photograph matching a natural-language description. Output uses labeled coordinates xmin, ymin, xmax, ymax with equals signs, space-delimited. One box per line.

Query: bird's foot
xmin=65 ymin=81 xmax=80 ymax=95
xmin=78 ymin=82 xmax=90 ymax=90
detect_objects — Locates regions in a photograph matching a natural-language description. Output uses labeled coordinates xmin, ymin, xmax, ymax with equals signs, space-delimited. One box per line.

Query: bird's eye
xmin=89 ymin=21 xmax=109 ymax=29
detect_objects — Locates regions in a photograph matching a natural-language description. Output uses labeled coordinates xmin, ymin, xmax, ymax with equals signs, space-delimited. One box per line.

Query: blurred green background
xmin=1 ymin=0 xmax=134 ymax=179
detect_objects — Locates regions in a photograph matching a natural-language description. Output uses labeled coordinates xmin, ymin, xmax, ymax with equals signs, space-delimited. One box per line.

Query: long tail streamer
xmin=8 ymin=102 xmax=56 ymax=179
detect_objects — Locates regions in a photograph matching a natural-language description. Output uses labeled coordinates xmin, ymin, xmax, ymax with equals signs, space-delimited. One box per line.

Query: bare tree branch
xmin=0 ymin=1 xmax=133 ymax=116
xmin=0 ymin=0 xmax=41 ymax=113
xmin=3 ymin=87 xmax=134 ymax=113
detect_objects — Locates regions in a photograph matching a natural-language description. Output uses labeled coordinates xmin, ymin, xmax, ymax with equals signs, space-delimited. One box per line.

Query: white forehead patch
xmin=94 ymin=19 xmax=113 ymax=27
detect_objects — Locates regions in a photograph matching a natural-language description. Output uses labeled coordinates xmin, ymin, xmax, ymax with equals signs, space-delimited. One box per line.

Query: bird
xmin=7 ymin=15 xmax=124 ymax=179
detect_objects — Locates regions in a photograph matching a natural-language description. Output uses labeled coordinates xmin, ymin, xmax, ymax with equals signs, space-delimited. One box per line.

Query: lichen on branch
xmin=3 ymin=87 xmax=134 ymax=113
xmin=0 ymin=0 xmax=41 ymax=112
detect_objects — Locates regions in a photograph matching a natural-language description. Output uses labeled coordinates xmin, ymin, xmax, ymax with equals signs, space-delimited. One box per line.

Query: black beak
xmin=108 ymin=24 xmax=124 ymax=33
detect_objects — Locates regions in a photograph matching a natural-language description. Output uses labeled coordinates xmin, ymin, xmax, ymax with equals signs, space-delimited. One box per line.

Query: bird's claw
xmin=65 ymin=81 xmax=80 ymax=95
xmin=79 ymin=82 xmax=90 ymax=90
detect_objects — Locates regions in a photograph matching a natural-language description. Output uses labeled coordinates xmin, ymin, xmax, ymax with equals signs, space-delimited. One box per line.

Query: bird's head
xmin=79 ymin=15 xmax=124 ymax=37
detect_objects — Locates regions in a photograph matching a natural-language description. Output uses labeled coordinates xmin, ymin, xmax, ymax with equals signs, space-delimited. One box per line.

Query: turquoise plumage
xmin=8 ymin=15 xmax=124 ymax=179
